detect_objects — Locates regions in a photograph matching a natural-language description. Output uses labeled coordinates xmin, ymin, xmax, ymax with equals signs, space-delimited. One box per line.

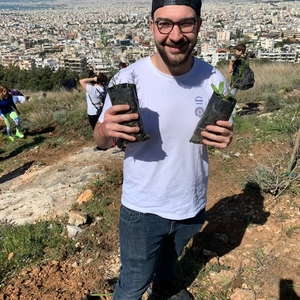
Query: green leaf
xmin=211 ymin=83 xmax=220 ymax=94
xmin=219 ymin=81 xmax=224 ymax=92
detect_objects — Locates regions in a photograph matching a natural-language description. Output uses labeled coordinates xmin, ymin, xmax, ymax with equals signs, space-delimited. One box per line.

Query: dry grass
xmin=217 ymin=61 xmax=300 ymax=104
xmin=17 ymin=90 xmax=86 ymax=129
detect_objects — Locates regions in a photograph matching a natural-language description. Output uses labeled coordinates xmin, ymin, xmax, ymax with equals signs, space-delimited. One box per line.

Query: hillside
xmin=0 ymin=115 xmax=300 ymax=299
xmin=0 ymin=62 xmax=300 ymax=299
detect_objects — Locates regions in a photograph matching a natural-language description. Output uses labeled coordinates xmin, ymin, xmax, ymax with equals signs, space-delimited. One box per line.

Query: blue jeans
xmin=113 ymin=205 xmax=206 ymax=300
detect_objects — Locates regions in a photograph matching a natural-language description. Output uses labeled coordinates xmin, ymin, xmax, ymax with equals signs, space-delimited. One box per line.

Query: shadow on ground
xmin=0 ymin=161 xmax=34 ymax=184
xmin=0 ymin=136 xmax=46 ymax=161
xmin=24 ymin=125 xmax=56 ymax=136
xmin=236 ymin=102 xmax=262 ymax=116
xmin=176 ymin=182 xmax=270 ymax=288
xmin=279 ymin=279 xmax=300 ymax=300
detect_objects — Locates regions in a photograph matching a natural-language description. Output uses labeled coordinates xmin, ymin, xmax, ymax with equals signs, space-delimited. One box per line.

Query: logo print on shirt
xmin=195 ymin=96 xmax=203 ymax=105
xmin=195 ymin=107 xmax=204 ymax=117
xmin=195 ymin=96 xmax=204 ymax=117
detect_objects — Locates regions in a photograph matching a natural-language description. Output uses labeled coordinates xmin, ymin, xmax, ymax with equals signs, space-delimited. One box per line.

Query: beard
xmin=155 ymin=39 xmax=196 ymax=68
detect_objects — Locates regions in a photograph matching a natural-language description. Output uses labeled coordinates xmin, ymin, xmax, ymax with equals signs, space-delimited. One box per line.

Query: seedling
xmin=210 ymin=82 xmax=235 ymax=103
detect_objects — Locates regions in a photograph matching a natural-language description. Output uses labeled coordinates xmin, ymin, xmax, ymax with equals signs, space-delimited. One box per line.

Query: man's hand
xmin=102 ymin=104 xmax=140 ymax=140
xmin=94 ymin=104 xmax=140 ymax=149
xmin=201 ymin=120 xmax=233 ymax=149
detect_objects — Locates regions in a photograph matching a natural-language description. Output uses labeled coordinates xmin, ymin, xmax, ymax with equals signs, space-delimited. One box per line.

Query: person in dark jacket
xmin=61 ymin=76 xmax=80 ymax=92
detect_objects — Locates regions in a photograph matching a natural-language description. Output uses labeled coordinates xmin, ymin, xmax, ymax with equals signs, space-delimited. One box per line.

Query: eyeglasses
xmin=154 ymin=18 xmax=198 ymax=35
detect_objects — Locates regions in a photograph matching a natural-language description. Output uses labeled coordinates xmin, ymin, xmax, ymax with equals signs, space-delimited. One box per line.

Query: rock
xmin=7 ymin=252 xmax=14 ymax=261
xmin=230 ymin=288 xmax=255 ymax=300
xmin=68 ymin=210 xmax=87 ymax=226
xmin=262 ymin=243 xmax=273 ymax=255
xmin=0 ymin=147 xmax=110 ymax=225
xmin=214 ymin=233 xmax=229 ymax=243
xmin=66 ymin=225 xmax=83 ymax=238
xmin=77 ymin=189 xmax=93 ymax=204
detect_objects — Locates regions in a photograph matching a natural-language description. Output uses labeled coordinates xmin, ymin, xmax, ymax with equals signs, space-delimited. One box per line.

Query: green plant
xmin=261 ymin=92 xmax=284 ymax=112
xmin=251 ymin=161 xmax=291 ymax=196
xmin=211 ymin=82 xmax=235 ymax=102
xmin=2 ymin=61 xmax=300 ymax=299
xmin=0 ymin=220 xmax=77 ymax=285
xmin=254 ymin=248 xmax=267 ymax=267
xmin=211 ymin=59 xmax=251 ymax=102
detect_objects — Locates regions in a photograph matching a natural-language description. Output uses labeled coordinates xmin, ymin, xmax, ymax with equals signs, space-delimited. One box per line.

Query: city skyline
xmin=1 ymin=0 xmax=300 ymax=73
xmin=1 ymin=0 xmax=299 ymax=10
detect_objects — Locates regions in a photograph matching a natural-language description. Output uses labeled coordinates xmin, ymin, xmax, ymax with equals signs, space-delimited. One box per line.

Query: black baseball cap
xmin=151 ymin=0 xmax=202 ymax=17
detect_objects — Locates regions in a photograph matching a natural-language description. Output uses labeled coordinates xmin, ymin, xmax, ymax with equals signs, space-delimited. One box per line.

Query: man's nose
xmin=168 ymin=24 xmax=184 ymax=41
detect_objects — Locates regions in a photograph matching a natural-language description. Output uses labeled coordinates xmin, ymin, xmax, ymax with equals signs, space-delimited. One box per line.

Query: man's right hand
xmin=94 ymin=104 xmax=140 ymax=149
xmin=101 ymin=104 xmax=140 ymax=141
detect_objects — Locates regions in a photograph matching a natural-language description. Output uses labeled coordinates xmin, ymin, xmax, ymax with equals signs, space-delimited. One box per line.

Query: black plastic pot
xmin=190 ymin=92 xmax=236 ymax=144
xmin=107 ymin=84 xmax=149 ymax=147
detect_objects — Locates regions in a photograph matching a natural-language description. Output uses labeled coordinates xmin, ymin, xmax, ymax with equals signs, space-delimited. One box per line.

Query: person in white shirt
xmin=94 ymin=0 xmax=234 ymax=299
xmin=80 ymin=73 xmax=108 ymax=151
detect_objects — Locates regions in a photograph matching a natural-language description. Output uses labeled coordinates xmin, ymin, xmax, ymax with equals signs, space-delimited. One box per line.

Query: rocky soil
xmin=0 ymin=133 xmax=300 ymax=300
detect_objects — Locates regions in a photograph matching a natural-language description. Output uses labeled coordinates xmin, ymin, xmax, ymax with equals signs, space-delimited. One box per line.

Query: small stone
xmin=77 ymin=189 xmax=93 ymax=204
xmin=68 ymin=210 xmax=87 ymax=226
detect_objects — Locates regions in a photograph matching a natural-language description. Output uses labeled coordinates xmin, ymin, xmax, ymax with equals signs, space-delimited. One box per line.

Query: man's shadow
xmin=176 ymin=181 xmax=270 ymax=287
xmin=280 ymin=279 xmax=300 ymax=300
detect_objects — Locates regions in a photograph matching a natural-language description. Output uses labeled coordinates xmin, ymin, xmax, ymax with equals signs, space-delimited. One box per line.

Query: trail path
xmin=0 ymin=145 xmax=118 ymax=225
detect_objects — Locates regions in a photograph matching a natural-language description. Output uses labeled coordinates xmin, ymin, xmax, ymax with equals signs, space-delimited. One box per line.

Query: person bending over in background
xmin=0 ymin=85 xmax=24 ymax=141
xmin=94 ymin=0 xmax=234 ymax=299
xmin=61 ymin=76 xmax=80 ymax=92
xmin=10 ymin=88 xmax=27 ymax=104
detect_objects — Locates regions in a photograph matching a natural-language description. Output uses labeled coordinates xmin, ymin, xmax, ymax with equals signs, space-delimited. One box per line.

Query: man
xmin=61 ymin=76 xmax=80 ymax=92
xmin=229 ymin=43 xmax=249 ymax=96
xmin=94 ymin=0 xmax=234 ymax=299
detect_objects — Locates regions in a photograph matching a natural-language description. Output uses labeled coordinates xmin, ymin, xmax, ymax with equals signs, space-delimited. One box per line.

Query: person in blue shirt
xmin=0 ymin=85 xmax=24 ymax=141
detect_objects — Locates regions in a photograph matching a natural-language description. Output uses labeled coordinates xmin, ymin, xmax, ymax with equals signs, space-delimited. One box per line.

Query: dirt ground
xmin=0 ymin=116 xmax=300 ymax=300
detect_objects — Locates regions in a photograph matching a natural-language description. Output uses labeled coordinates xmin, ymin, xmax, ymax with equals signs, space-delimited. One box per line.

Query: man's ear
xmin=150 ymin=19 xmax=155 ymax=35
xmin=197 ymin=17 xmax=202 ymax=30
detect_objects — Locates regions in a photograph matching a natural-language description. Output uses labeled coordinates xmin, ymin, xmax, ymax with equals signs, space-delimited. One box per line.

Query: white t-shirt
xmin=86 ymin=84 xmax=106 ymax=115
xmin=13 ymin=96 xmax=26 ymax=104
xmin=100 ymin=56 xmax=228 ymax=220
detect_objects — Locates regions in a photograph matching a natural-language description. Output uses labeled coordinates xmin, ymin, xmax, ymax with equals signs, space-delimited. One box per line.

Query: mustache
xmin=164 ymin=41 xmax=186 ymax=47
xmin=163 ymin=36 xmax=186 ymax=46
